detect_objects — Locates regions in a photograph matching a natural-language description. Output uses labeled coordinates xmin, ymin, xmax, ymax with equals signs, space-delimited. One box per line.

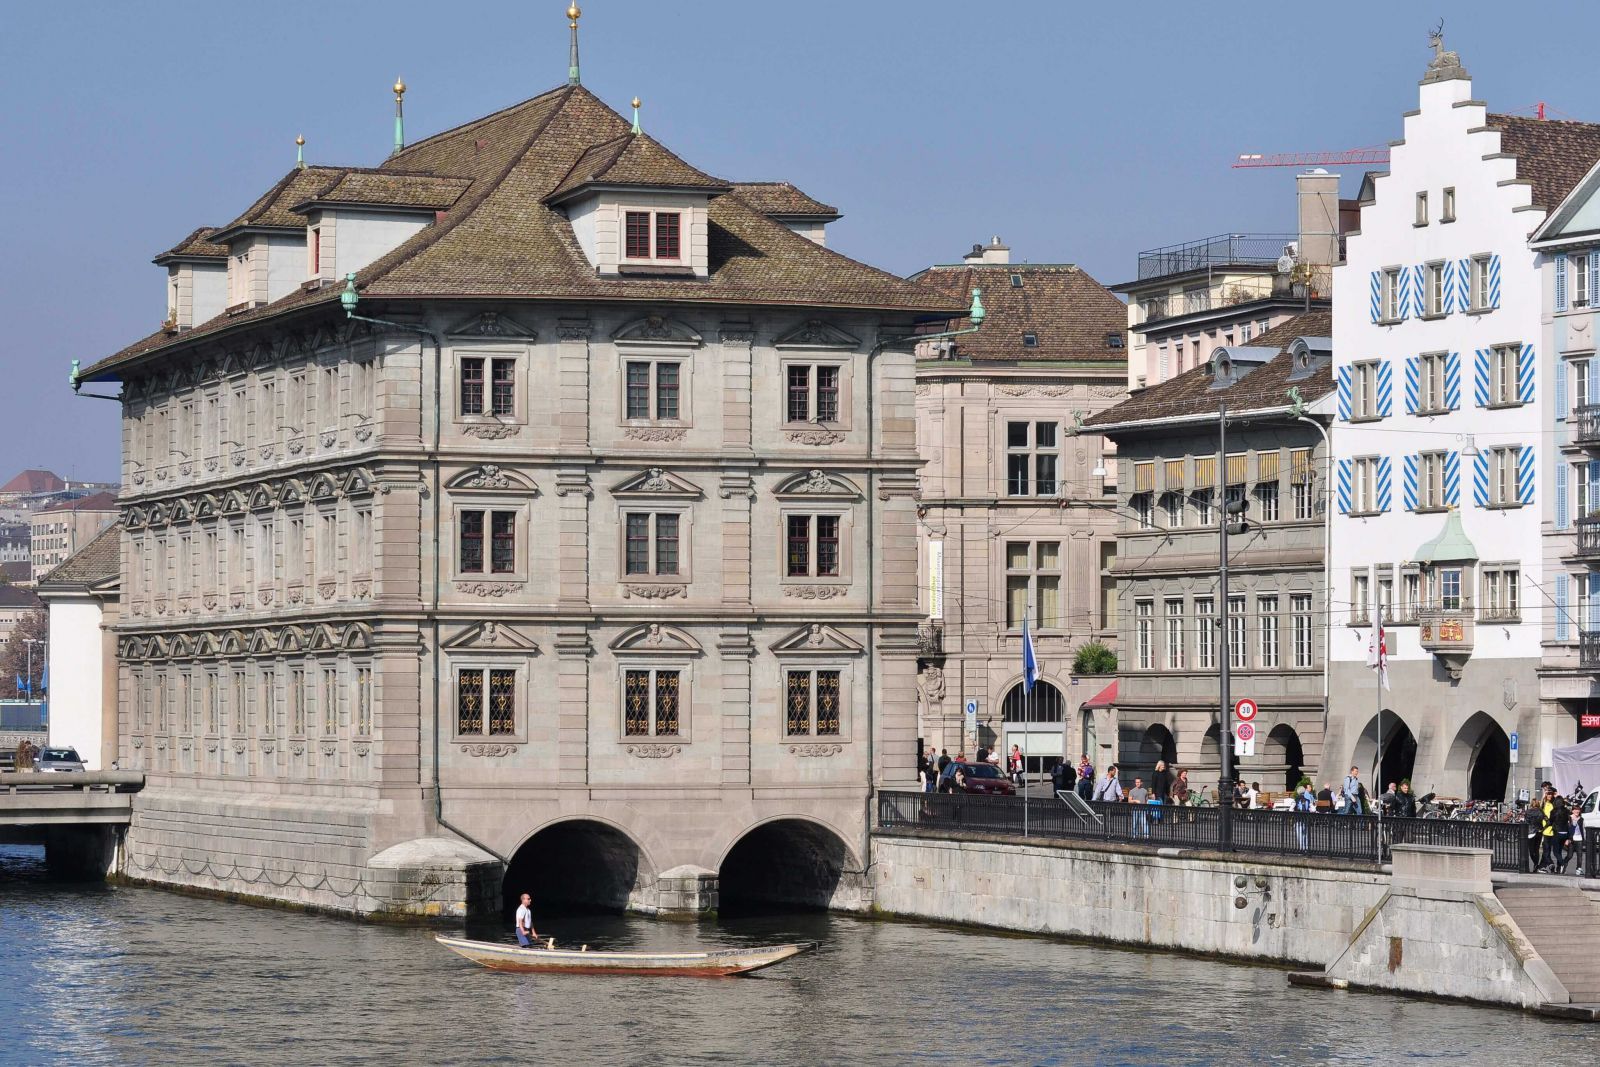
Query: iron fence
xmin=1135 ymin=233 xmax=1298 ymax=281
xmin=877 ymin=791 xmax=1527 ymax=871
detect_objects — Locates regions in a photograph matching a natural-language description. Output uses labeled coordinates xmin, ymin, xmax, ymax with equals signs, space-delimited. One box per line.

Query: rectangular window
xmin=1470 ymin=254 xmax=1493 ymax=310
xmin=1291 ymin=594 xmax=1313 ymax=668
xmin=1579 ymin=575 xmax=1592 ymax=634
xmin=1255 ymin=483 xmax=1279 ymax=522
xmin=260 ymin=669 xmax=276 ymax=737
xmin=815 ymin=366 xmax=840 ymax=422
xmin=490 ymin=511 xmax=515 ymax=572
xmin=1576 ymin=359 xmax=1591 ymax=413
xmin=457 ymin=669 xmax=516 ymax=738
xmin=488 ymin=669 xmax=515 ymax=735
xmin=1352 ymin=361 xmax=1379 ymax=418
xmin=355 ymin=668 xmax=372 ymax=736
xmin=1439 ymin=567 xmax=1463 ymax=612
xmin=1419 ymin=451 xmax=1446 ymax=509
xmin=490 ymin=359 xmax=515 ymax=417
xmin=1353 ymin=456 xmax=1379 ymax=513
xmin=459 ymin=511 xmax=484 ymax=573
xmin=788 ymin=366 xmax=811 ymax=423
xmin=459 ymin=510 xmax=516 ymax=574
xmin=1490 ymin=344 xmax=1522 ymax=405
xmin=624 ymin=360 xmax=682 ymax=422
xmin=623 ymin=210 xmax=683 ymax=261
xmin=1580 ymin=462 xmax=1595 ymax=518
xmin=1377 ymin=571 xmax=1394 ymax=624
xmin=457 ymin=669 xmax=484 ymax=734
xmin=1161 ymin=492 xmax=1184 ymax=527
xmin=205 ymin=673 xmax=218 ymax=735
xmin=353 ymin=509 xmax=372 ymax=576
xmin=1352 ymin=570 xmax=1370 ymax=623
xmin=1005 ymin=421 xmax=1059 ymax=496
xmin=655 ymin=363 xmax=680 ymax=420
xmin=786 ymin=515 xmax=841 ymax=578
xmin=626 ymin=362 xmax=650 ymax=419
xmin=1135 ymin=600 xmax=1154 ymax=670
xmin=1489 ymin=446 xmax=1520 ymax=506
xmin=1131 ymin=492 xmax=1153 ymax=530
xmin=1442 ymin=187 xmax=1456 ymax=222
xmin=1574 ymin=254 xmax=1591 ymax=309
xmin=323 ymin=668 xmax=339 ymax=735
xmin=623 ymin=669 xmax=680 ymax=737
xmin=1482 ymin=566 xmax=1521 ymax=621
xmin=1424 ymin=262 xmax=1445 ymax=316
xmin=1401 ymin=569 xmax=1420 ymax=621
xmin=1415 ymin=191 xmax=1428 ymax=226
xmin=291 ymin=669 xmax=307 ymax=735
xmin=1193 ymin=487 xmax=1215 ymax=526
xmin=625 ymin=512 xmax=680 ymax=576
xmin=625 ymin=513 xmax=650 ymax=575
xmin=1165 ymin=600 xmax=1185 ymax=670
xmin=1227 ymin=596 xmax=1247 ymax=669
xmin=654 ymin=212 xmax=680 ymax=259
xmin=1005 ymin=540 xmax=1063 ymax=629
xmin=625 ymin=211 xmax=651 ymax=259
xmin=786 ymin=365 xmax=843 ymax=425
xmin=1381 ymin=268 xmax=1402 ymax=320
xmin=1419 ymin=352 xmax=1448 ymax=411
xmin=1259 ymin=596 xmax=1280 ymax=668
xmin=786 ymin=669 xmax=843 ymax=736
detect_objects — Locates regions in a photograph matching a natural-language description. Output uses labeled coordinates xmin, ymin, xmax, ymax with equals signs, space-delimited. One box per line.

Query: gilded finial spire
xmin=295 ymin=134 xmax=305 ymax=170
xmin=392 ymin=77 xmax=407 ymax=156
xmin=567 ymin=4 xmax=582 ymax=85
xmin=631 ymin=96 xmax=641 ymax=135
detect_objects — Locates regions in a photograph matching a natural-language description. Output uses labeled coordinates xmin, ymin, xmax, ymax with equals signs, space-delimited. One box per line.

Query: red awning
xmin=1078 ymin=679 xmax=1118 ymax=709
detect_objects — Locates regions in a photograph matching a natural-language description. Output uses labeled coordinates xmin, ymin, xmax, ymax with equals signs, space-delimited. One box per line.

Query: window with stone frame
xmin=785 ymin=669 xmax=843 ymax=737
xmin=1481 ymin=565 xmax=1521 ymax=620
xmin=459 ymin=509 xmax=516 ymax=574
xmin=355 ymin=667 xmax=373 ymax=736
xmin=1258 ymin=596 xmax=1280 ymax=668
xmin=623 ymin=668 xmax=681 ymax=737
xmin=1423 ymin=261 xmax=1445 ymax=316
xmin=625 ymin=359 xmax=682 ymax=421
xmin=1291 ymin=594 xmax=1313 ymax=667
xmin=1164 ymin=599 xmax=1185 ymax=670
xmin=457 ymin=667 xmax=517 ymax=737
xmin=623 ymin=210 xmax=682 ymax=261
xmin=1381 ymin=267 xmax=1403 ymax=321
xmin=1489 ymin=344 xmax=1523 ymax=406
xmin=1469 ymin=254 xmax=1493 ymax=311
xmin=624 ymin=512 xmax=681 ymax=577
xmin=291 ymin=668 xmax=308 ymax=735
xmin=1134 ymin=600 xmax=1153 ymax=670
xmin=1227 ymin=596 xmax=1247 ymax=669
xmin=259 ymin=669 xmax=276 ymax=737
xmin=786 ymin=514 xmax=842 ymax=578
xmin=322 ymin=667 xmax=339 ymax=735
xmin=1005 ymin=540 xmax=1063 ymax=630
xmin=1007 ymin=421 xmax=1060 ymax=496
xmin=786 ymin=364 xmax=842 ymax=424
xmin=459 ymin=356 xmax=518 ymax=418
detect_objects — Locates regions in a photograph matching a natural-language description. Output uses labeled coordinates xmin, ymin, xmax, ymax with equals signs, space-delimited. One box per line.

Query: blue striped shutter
xmin=1369 ymin=271 xmax=1381 ymax=323
xmin=1556 ymin=354 xmax=1568 ymax=420
xmin=1473 ymin=349 xmax=1490 ymax=407
xmin=1377 ymin=361 xmax=1393 ymax=417
xmin=1557 ymin=461 xmax=1570 ymax=528
xmin=1457 ymin=257 xmax=1471 ymax=311
xmin=1337 ymin=459 xmax=1352 ymax=514
xmin=1444 ymin=451 xmax=1461 ymax=507
xmin=1519 ymin=344 xmax=1535 ymax=405
xmin=1397 ymin=266 xmax=1413 ymax=319
xmin=1445 ymin=352 xmax=1461 ymax=409
xmin=1556 ymin=256 xmax=1568 ymax=312
xmin=1518 ymin=446 xmax=1535 ymax=505
xmin=1414 ymin=265 xmax=1427 ymax=317
xmin=1489 ymin=254 xmax=1502 ymax=308
xmin=1556 ymin=574 xmax=1570 ymax=642
xmin=1404 ymin=358 xmax=1420 ymax=414
xmin=1473 ymin=451 xmax=1489 ymax=506
xmin=1403 ymin=455 xmax=1419 ymax=511
xmin=1337 ymin=366 xmax=1352 ymax=421
xmin=1442 ymin=260 xmax=1456 ymax=314
xmin=1376 ymin=456 xmax=1392 ymax=511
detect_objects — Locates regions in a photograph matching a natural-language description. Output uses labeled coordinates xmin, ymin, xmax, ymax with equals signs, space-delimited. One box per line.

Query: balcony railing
xmin=1582 ymin=631 xmax=1600 ymax=669
xmin=1135 ymin=233 xmax=1299 ymax=282
xmin=1577 ymin=518 xmax=1600 ymax=562
xmin=1575 ymin=405 xmax=1600 ymax=447
xmin=918 ymin=621 xmax=944 ymax=658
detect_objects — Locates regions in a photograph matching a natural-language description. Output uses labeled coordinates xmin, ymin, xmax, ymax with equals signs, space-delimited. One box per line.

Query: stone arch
xmin=1265 ymin=723 xmax=1306 ymax=792
xmin=501 ymin=816 xmax=658 ymax=917
xmin=1352 ymin=710 xmax=1418 ymax=793
xmin=716 ymin=815 xmax=860 ymax=913
xmin=1445 ymin=711 xmax=1511 ymax=801
xmin=1000 ymin=680 xmax=1065 ymax=722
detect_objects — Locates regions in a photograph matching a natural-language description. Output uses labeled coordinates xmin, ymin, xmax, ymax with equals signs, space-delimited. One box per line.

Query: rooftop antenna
xmin=295 ymin=134 xmax=306 ymax=170
xmin=393 ymin=77 xmax=407 ymax=155
xmin=567 ymin=4 xmax=582 ymax=86
xmin=631 ymin=96 xmax=641 ymax=135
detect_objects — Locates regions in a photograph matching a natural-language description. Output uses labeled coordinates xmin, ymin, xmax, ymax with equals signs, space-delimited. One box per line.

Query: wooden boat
xmin=433 ymin=934 xmax=815 ymax=977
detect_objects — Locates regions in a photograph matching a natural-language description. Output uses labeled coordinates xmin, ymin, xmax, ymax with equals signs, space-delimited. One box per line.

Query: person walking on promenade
xmin=1316 ymin=782 xmax=1334 ymax=813
xmin=1150 ymin=760 xmax=1171 ymax=826
xmin=514 ymin=893 xmax=539 ymax=948
xmin=1173 ymin=768 xmax=1191 ymax=808
xmin=1525 ymin=793 xmax=1547 ymax=873
xmin=1393 ymin=781 xmax=1417 ymax=819
xmin=1076 ymin=755 xmax=1095 ymax=801
xmin=1008 ymin=744 xmax=1025 ymax=788
xmin=1293 ymin=780 xmax=1316 ymax=851
xmin=1544 ymin=794 xmax=1573 ymax=874
xmin=1093 ymin=764 xmax=1123 ymax=803
xmin=1127 ymin=777 xmax=1150 ymax=838
xmin=1342 ymin=767 xmax=1363 ymax=815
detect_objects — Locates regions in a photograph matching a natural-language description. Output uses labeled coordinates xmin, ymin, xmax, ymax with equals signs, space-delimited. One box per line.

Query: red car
xmin=950 ymin=761 xmax=1015 ymax=796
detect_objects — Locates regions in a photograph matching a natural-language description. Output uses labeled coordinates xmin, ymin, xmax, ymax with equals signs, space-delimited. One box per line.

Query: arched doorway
xmin=501 ymin=820 xmax=651 ymax=917
xmin=1001 ymin=681 xmax=1065 ymax=774
xmin=719 ymin=819 xmax=852 ymax=913
xmin=1447 ymin=712 xmax=1511 ymax=801
xmin=1352 ymin=711 xmax=1417 ymax=792
xmin=1266 ymin=724 xmax=1305 ymax=791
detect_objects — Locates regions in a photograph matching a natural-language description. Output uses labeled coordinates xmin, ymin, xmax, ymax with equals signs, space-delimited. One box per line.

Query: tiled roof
xmin=913 ymin=263 xmax=1128 ymax=363
xmin=214 ymin=165 xmax=347 ymax=235
xmin=154 ymin=227 xmax=227 ymax=263
xmin=546 ymin=132 xmax=731 ymax=202
xmin=0 ymin=470 xmax=64 ymax=495
xmin=1488 ymin=114 xmax=1600 ymax=212
xmin=37 ymin=491 xmax=118 ymax=514
xmin=1083 ymin=309 xmax=1333 ymax=428
xmin=294 ymin=170 xmax=473 ymax=212
xmin=38 ymin=522 xmax=121 ymax=589
xmin=83 ymin=85 xmax=961 ymax=382
xmin=0 ymin=562 xmax=28 ymax=585
xmin=731 ymin=182 xmax=839 ymax=219
xmin=0 ymin=585 xmax=42 ymax=609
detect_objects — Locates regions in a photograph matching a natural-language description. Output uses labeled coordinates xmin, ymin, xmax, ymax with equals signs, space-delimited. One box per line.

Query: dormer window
xmin=1010 ymin=273 xmax=1023 ymax=288
xmin=625 ymin=211 xmax=682 ymax=261
xmin=1106 ymin=333 xmax=1124 ymax=349
xmin=310 ymin=228 xmax=322 ymax=277
xmin=1022 ymin=333 xmax=1039 ymax=348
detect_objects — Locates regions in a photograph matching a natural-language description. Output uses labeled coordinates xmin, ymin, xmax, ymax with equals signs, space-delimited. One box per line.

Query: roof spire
xmin=393 ymin=77 xmax=407 ymax=155
xmin=295 ymin=134 xmax=306 ymax=170
xmin=631 ymin=96 xmax=641 ymax=135
xmin=567 ymin=4 xmax=582 ymax=85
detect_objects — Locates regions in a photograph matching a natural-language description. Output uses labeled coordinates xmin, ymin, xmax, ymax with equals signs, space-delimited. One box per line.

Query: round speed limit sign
xmin=1234 ymin=698 xmax=1258 ymax=722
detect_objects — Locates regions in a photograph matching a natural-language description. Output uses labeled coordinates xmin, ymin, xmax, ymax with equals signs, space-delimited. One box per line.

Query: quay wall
xmin=870 ymin=829 xmax=1388 ymax=966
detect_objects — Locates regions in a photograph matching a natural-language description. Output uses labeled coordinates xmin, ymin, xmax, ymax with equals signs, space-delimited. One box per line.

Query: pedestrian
xmin=975 ymin=745 xmax=989 ymax=765
xmin=514 ymin=892 xmax=539 ymax=948
xmin=1545 ymin=794 xmax=1573 ymax=874
xmin=1233 ymin=781 xmax=1250 ymax=809
xmin=1524 ymin=793 xmax=1546 ymax=873
xmin=1173 ymin=768 xmax=1191 ymax=806
xmin=1076 ymin=755 xmax=1095 ymax=801
xmin=15 ymin=740 xmax=34 ymax=772
xmin=1246 ymin=781 xmax=1262 ymax=810
xmin=919 ymin=748 xmax=937 ymax=794
xmin=1093 ymin=764 xmax=1123 ymax=803
xmin=1127 ymin=777 xmax=1150 ymax=838
xmin=1008 ymin=745 xmax=1025 ymax=787
xmin=1316 ymin=782 xmax=1334 ymax=813
xmin=937 ymin=749 xmax=952 ymax=777
xmin=1050 ymin=757 xmax=1070 ymax=796
xmin=1293 ymin=780 xmax=1315 ymax=851
xmin=938 ymin=755 xmax=960 ymax=794
xmin=1393 ymin=781 xmax=1417 ymax=819
xmin=1152 ymin=760 xmax=1173 ymax=803
xmin=1341 ymin=767 xmax=1363 ymax=816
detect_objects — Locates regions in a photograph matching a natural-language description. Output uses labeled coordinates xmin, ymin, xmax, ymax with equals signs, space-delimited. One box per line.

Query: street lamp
xmin=22 ymin=637 xmax=46 ymax=705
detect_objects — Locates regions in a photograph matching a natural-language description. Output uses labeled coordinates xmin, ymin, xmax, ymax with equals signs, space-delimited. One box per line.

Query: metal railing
xmin=1574 ymin=405 xmax=1600 ymax=447
xmin=1136 ymin=233 xmax=1299 ymax=281
xmin=1575 ymin=518 xmax=1600 ymax=561
xmin=1581 ymin=631 xmax=1600 ymax=669
xmin=877 ymin=790 xmax=1527 ymax=871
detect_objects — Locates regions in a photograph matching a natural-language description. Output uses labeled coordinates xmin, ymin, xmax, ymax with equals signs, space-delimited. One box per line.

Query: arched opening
xmin=1201 ymin=722 xmax=1222 ymax=789
xmin=501 ymin=820 xmax=650 ymax=917
xmin=1265 ymin=724 xmax=1305 ymax=792
xmin=1001 ymin=681 xmax=1065 ymax=774
xmin=1352 ymin=711 xmax=1417 ymax=793
xmin=1143 ymin=723 xmax=1178 ymax=765
xmin=718 ymin=819 xmax=850 ymax=914
xmin=1447 ymin=712 xmax=1511 ymax=801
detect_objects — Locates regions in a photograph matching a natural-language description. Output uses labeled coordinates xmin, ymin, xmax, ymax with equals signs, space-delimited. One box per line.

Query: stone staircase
xmin=1496 ymin=885 xmax=1600 ymax=1005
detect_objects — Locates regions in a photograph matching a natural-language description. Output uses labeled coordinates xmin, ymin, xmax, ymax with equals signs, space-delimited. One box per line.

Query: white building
xmin=35 ymin=523 xmax=120 ymax=769
xmin=1324 ymin=40 xmax=1588 ymax=800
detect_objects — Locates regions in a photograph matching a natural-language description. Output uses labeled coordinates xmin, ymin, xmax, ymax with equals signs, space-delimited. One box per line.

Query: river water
xmin=1 ymin=844 xmax=1593 ymax=1066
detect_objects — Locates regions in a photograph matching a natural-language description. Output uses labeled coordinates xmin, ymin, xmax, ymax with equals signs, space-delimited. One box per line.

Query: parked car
xmin=952 ymin=761 xmax=1015 ymax=796
xmin=35 ymin=747 xmax=86 ymax=773
xmin=1579 ymin=789 xmax=1600 ymax=831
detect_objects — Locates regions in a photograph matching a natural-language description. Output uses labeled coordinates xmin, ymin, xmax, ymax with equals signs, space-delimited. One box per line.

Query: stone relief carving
xmin=460 ymin=743 xmax=518 ymax=757
xmin=996 ymin=384 xmax=1072 ymax=398
xmin=456 ymin=581 xmax=521 ymax=597
xmin=231 ymin=449 xmax=247 ymax=467
xmin=287 ymin=587 xmax=305 ymax=605
xmin=918 ymin=665 xmax=946 ymax=705
xmin=623 ymin=426 xmax=687 ymax=443
xmin=353 ymin=424 xmax=373 ymax=443
xmin=557 ymin=321 xmax=593 ymax=341
xmin=622 ymin=584 xmax=688 ymax=599
xmin=353 ymin=742 xmax=370 ymax=757
xmin=639 ymin=468 xmax=673 ymax=492
xmin=320 ymin=742 xmax=337 ymax=757
xmin=626 ymin=744 xmax=681 ymax=758
xmin=258 ymin=446 xmax=274 ymax=461
xmin=460 ymin=464 xmax=516 ymax=490
xmin=290 ymin=742 xmax=306 ymax=756
xmin=1091 ymin=385 xmax=1126 ymax=398
xmin=462 ymin=423 xmax=521 ymax=440
xmin=204 ymin=457 xmax=219 ymax=473
xmin=287 ymin=439 xmax=304 ymax=455
xmin=783 ymin=585 xmax=847 ymax=600
xmin=719 ymin=326 xmax=755 ymax=344
xmin=319 ymin=431 xmax=337 ymax=448
xmin=795 ymin=470 xmax=835 ymax=493
xmin=318 ymin=581 xmax=336 ymax=601
xmin=788 ymin=744 xmax=843 ymax=757
xmin=785 ymin=429 xmax=846 ymax=446
xmin=352 ymin=580 xmax=371 ymax=599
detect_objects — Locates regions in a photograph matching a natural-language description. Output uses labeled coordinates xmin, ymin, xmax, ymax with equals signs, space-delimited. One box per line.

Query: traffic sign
xmin=1233 ymin=719 xmax=1256 ymax=757
xmin=1236 ymin=722 xmax=1256 ymax=742
xmin=1234 ymin=698 xmax=1258 ymax=722
xmin=1509 ymin=731 xmax=1519 ymax=764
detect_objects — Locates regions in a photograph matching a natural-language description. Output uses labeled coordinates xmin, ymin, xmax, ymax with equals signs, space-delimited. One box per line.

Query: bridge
xmin=0 ymin=771 xmax=145 ymax=877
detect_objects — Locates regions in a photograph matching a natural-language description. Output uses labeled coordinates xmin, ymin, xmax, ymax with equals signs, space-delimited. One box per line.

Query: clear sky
xmin=3 ymin=0 xmax=1596 ymax=482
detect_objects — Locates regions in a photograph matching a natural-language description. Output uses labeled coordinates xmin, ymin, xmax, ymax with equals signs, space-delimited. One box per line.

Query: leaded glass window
xmin=457 ymin=669 xmax=484 ymax=734
xmin=490 ymin=511 xmax=515 ymax=573
xmin=488 ymin=670 xmax=516 ymax=735
xmin=654 ymin=671 xmax=680 ymax=736
xmin=624 ymin=670 xmax=650 ymax=736
xmin=786 ymin=669 xmax=843 ymax=736
xmin=624 ymin=668 xmax=680 ymax=737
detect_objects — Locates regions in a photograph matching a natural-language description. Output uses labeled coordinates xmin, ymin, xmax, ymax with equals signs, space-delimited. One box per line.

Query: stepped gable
xmin=37 ymin=521 xmax=122 ymax=589
xmin=1084 ymin=309 xmax=1332 ymax=427
xmin=154 ymin=227 xmax=227 ymax=263
xmin=915 ymin=263 xmax=1127 ymax=363
xmin=731 ymin=182 xmax=839 ymax=220
xmin=83 ymin=85 xmax=959 ymax=382
xmin=1488 ymin=114 xmax=1600 ymax=213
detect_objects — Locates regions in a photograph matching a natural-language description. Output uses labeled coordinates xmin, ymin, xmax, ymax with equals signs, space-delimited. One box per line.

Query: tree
xmin=1 ymin=608 xmax=47 ymax=699
xmin=1072 ymin=642 xmax=1117 ymax=676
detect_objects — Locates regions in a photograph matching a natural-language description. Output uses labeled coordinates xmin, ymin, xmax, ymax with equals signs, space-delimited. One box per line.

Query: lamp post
xmin=1217 ymin=402 xmax=1237 ymax=851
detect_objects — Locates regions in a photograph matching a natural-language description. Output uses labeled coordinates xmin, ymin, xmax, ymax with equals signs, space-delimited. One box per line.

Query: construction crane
xmin=1232 ymin=146 xmax=1391 ymax=169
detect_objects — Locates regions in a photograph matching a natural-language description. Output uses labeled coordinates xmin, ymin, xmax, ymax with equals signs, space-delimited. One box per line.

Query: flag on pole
xmin=40 ymin=663 xmax=48 ymax=693
xmin=1366 ymin=620 xmax=1390 ymax=691
xmin=1021 ymin=614 xmax=1040 ymax=694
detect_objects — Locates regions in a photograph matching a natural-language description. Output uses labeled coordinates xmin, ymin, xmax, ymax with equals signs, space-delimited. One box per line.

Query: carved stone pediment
xmin=442 ymin=621 xmax=541 ymax=653
xmin=445 ymin=310 xmax=538 ymax=340
xmin=774 ymin=319 xmax=860 ymax=350
xmin=612 ymin=315 xmax=702 ymax=347
xmin=770 ymin=623 xmax=865 ymax=656
xmin=446 ymin=464 xmax=538 ymax=493
xmin=772 ymin=469 xmax=861 ymax=499
xmin=609 ymin=623 xmax=703 ymax=655
xmin=611 ymin=467 xmax=703 ymax=499
xmin=308 ymin=474 xmax=340 ymax=500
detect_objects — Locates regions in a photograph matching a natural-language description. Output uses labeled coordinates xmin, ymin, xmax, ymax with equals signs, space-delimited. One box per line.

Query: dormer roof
xmin=1207 ymin=345 xmax=1277 ymax=390
xmin=153 ymin=227 xmax=228 ymax=265
xmin=731 ymin=182 xmax=840 ymax=221
xmin=545 ymin=131 xmax=732 ymax=204
xmin=291 ymin=170 xmax=473 ymax=215
xmin=209 ymin=165 xmax=347 ymax=241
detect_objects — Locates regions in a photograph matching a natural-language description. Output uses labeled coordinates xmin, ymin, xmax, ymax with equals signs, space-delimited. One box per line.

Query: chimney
xmin=962 ymin=236 xmax=1011 ymax=265
xmin=1296 ymin=169 xmax=1340 ymax=268
xmin=962 ymin=243 xmax=985 ymax=265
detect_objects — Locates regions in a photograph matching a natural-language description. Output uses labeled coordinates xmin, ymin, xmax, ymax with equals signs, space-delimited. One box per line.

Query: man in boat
xmin=515 ymin=893 xmax=539 ymax=948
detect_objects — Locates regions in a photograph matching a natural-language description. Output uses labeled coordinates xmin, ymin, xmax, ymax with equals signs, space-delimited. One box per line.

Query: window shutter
xmin=1444 ymin=451 xmax=1461 ymax=507
xmin=1556 ymin=574 xmax=1570 ymax=642
xmin=1556 ymin=460 xmax=1569 ymax=529
xmin=1404 ymin=357 xmax=1420 ymax=414
xmin=1556 ymin=255 xmax=1568 ymax=312
xmin=1457 ymin=257 xmax=1471 ymax=311
xmin=1337 ymin=366 xmax=1352 ymax=421
xmin=1443 ymin=260 xmax=1457 ymax=314
xmin=1590 ymin=573 xmax=1600 ymax=633
xmin=1472 ymin=451 xmax=1488 ymax=507
xmin=1473 ymin=349 xmax=1489 ymax=407
xmin=1412 ymin=265 xmax=1426 ymax=317
xmin=1376 ymin=361 xmax=1393 ymax=417
xmin=1590 ymin=461 xmax=1600 ymax=518
xmin=1398 ymin=266 xmax=1414 ymax=319
xmin=1489 ymin=254 xmax=1502 ymax=308
xmin=1376 ymin=456 xmax=1392 ymax=512
xmin=1445 ymin=352 xmax=1461 ymax=409
xmin=1403 ymin=454 xmax=1419 ymax=511
xmin=1519 ymin=344 xmax=1535 ymax=405
xmin=1337 ymin=459 xmax=1352 ymax=515
xmin=1556 ymin=353 xmax=1568 ymax=420
xmin=1369 ymin=271 xmax=1381 ymax=323
xmin=1518 ymin=446 xmax=1535 ymax=505
xmin=1590 ymin=358 xmax=1600 ymax=409
xmin=1591 ymin=250 xmax=1600 ymax=299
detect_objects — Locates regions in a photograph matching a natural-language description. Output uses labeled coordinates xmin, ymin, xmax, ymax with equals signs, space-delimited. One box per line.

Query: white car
xmin=1580 ymin=789 xmax=1600 ymax=831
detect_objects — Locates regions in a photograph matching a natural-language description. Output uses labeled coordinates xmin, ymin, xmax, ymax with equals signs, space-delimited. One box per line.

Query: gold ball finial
xmin=394 ymin=77 xmax=406 ymax=99
xmin=568 ymin=3 xmax=581 ymax=25
xmin=295 ymin=134 xmax=305 ymax=146
xmin=632 ymin=97 xmax=641 ymax=110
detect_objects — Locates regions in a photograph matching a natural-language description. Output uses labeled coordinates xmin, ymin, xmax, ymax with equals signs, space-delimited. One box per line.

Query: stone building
xmin=76 ymin=67 xmax=963 ymax=917
xmin=35 ymin=523 xmax=122 ymax=769
xmin=911 ymin=242 xmax=1127 ymax=768
xmin=30 ymin=491 xmax=119 ymax=581
xmin=1083 ymin=311 xmax=1334 ymax=792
